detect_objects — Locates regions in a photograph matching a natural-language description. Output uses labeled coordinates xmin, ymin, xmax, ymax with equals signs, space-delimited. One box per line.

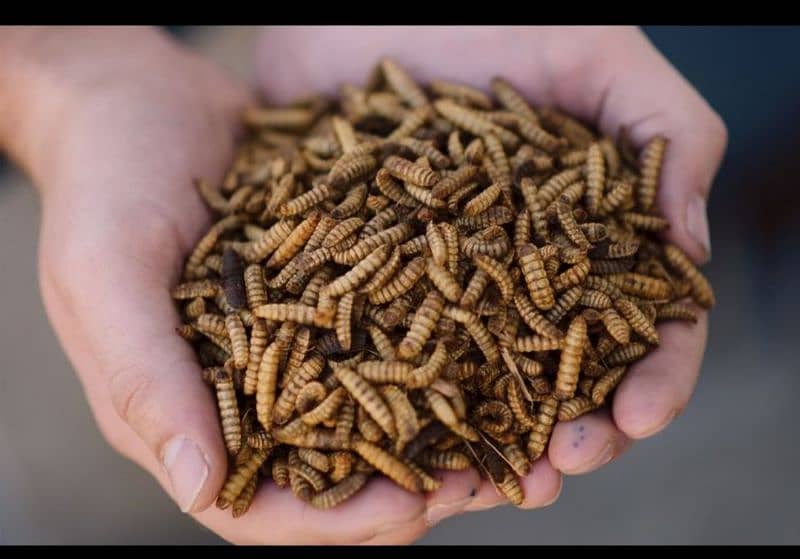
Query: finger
xmin=464 ymin=456 xmax=562 ymax=511
xmin=548 ymin=408 xmax=630 ymax=475
xmin=196 ymin=476 xmax=426 ymax=545
xmin=42 ymin=208 xmax=229 ymax=514
xmin=254 ymin=26 xmax=726 ymax=264
xmin=612 ymin=311 xmax=709 ymax=440
xmin=424 ymin=469 xmax=481 ymax=528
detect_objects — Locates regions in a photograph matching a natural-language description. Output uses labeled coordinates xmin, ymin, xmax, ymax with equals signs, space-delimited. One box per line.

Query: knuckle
xmin=108 ymin=362 xmax=155 ymax=431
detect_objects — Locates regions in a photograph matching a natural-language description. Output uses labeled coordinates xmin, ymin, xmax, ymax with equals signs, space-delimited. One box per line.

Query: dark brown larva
xmin=177 ymin=60 xmax=715 ymax=513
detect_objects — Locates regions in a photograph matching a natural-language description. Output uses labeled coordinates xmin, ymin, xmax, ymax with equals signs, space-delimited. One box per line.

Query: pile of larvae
xmin=171 ymin=59 xmax=715 ymax=517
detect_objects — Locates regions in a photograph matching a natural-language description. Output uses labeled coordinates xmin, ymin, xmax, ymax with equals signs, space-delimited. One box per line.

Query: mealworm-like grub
xmin=176 ymin=61 xmax=716 ymax=513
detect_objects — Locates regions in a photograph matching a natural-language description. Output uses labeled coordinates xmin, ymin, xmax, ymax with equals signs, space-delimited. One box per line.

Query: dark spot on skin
xmin=572 ymin=442 xmax=579 ymax=448
xmin=578 ymin=425 xmax=585 ymax=432
xmin=469 ymin=487 xmax=477 ymax=497
xmin=580 ymin=435 xmax=585 ymax=441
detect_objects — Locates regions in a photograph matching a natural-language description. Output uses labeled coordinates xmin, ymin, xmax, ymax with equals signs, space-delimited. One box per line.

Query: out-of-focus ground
xmin=1 ymin=26 xmax=798 ymax=544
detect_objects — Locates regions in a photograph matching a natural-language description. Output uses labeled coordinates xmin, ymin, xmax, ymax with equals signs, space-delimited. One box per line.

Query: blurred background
xmin=1 ymin=26 xmax=798 ymax=544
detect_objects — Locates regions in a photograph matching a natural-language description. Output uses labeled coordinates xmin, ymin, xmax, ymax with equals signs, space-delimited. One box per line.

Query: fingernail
xmin=425 ymin=496 xmax=473 ymax=527
xmin=686 ymin=195 xmax=711 ymax=261
xmin=636 ymin=408 xmax=680 ymax=439
xmin=162 ymin=436 xmax=209 ymax=513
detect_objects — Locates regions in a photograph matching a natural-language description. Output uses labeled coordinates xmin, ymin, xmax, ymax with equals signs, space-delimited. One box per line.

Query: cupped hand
xmin=21 ymin=27 xmax=429 ymax=544
xmin=254 ymin=25 xmax=726 ymax=514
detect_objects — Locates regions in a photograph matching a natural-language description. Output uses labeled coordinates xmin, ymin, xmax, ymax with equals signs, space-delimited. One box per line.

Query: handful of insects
xmin=172 ymin=59 xmax=715 ymax=515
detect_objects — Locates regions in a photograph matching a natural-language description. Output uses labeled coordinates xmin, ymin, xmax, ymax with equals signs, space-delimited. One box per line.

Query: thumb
xmin=39 ymin=202 xmax=229 ymax=514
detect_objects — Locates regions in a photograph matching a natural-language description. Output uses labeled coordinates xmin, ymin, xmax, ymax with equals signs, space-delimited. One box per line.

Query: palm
xmin=252 ymin=25 xmax=719 ymax=505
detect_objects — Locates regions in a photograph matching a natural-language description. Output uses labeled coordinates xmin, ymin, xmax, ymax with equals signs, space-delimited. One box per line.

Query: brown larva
xmin=368 ymin=256 xmax=426 ymax=305
xmin=557 ymin=396 xmax=598 ymax=421
xmin=663 ymin=244 xmax=715 ymax=309
xmin=554 ymin=315 xmax=588 ymax=400
xmin=334 ymin=367 xmax=397 ymax=439
xmin=637 ymin=136 xmax=668 ymax=212
xmin=614 ymin=299 xmax=660 ymax=345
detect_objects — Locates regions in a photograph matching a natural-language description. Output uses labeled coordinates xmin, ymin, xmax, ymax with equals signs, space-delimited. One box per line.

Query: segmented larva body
xmin=637 ymin=135 xmax=667 ymax=211
xmin=518 ymin=244 xmax=555 ymax=310
xmin=622 ymin=212 xmax=670 ymax=232
xmin=216 ymin=449 xmax=268 ymax=510
xmin=396 ymin=290 xmax=446 ymax=360
xmin=357 ymin=361 xmax=415 ymax=384
xmin=434 ymin=99 xmax=519 ymax=149
xmin=408 ymin=341 xmax=448 ymax=388
xmin=527 ymin=396 xmax=558 ymax=461
xmin=334 ymin=367 xmax=397 ymax=438
xmin=514 ymin=292 xmax=563 ymax=340
xmin=473 ymin=254 xmax=514 ymax=302
xmin=273 ymin=352 xmax=325 ymax=425
xmin=380 ymin=385 xmax=420 ymax=450
xmin=352 ymin=438 xmax=422 ymax=493
xmin=585 ymin=143 xmax=606 ymax=216
xmin=241 ymin=219 xmax=297 ymax=263
xmin=615 ymin=299 xmax=660 ymax=345
xmin=554 ymin=315 xmax=587 ymax=400
xmin=368 ymin=256 xmax=426 ymax=305
xmin=656 ymin=302 xmax=699 ymax=323
xmin=551 ymin=258 xmax=591 ymax=292
xmin=591 ymin=366 xmax=627 ymax=405
xmin=253 ymin=303 xmax=322 ymax=327
xmin=490 ymin=76 xmax=538 ymax=123
xmin=224 ymin=314 xmax=249 ymax=370
xmin=599 ymin=308 xmax=631 ymax=344
xmin=381 ymin=58 xmax=429 ymax=108
xmin=424 ymin=260 xmax=463 ymax=303
xmin=557 ymin=396 xmax=597 ymax=421
xmin=215 ymin=369 xmax=242 ymax=455
xmin=663 ymin=244 xmax=715 ymax=308
xmin=545 ymin=285 xmax=584 ymax=325
xmin=606 ymin=342 xmax=649 ymax=366
xmin=310 ymin=472 xmax=369 ymax=510
xmin=255 ymin=341 xmax=283 ymax=430
xmin=383 ymin=155 xmax=440 ymax=187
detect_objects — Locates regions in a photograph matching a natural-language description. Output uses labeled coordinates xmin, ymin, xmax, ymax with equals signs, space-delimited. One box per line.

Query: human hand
xmin=1 ymin=26 xmax=434 ymax=544
xmin=253 ymin=25 xmax=726 ymax=520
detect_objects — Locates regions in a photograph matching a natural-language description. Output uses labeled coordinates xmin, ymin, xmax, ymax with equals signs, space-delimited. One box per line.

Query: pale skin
xmin=0 ymin=26 xmax=726 ymax=544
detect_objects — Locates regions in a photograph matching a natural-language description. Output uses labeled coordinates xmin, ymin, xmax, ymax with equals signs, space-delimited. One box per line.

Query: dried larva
xmin=295 ymin=381 xmax=327 ymax=415
xmin=273 ymin=353 xmax=325 ymax=425
xmin=513 ymin=334 xmax=563 ymax=353
xmin=591 ymin=366 xmax=627 ymax=405
xmin=297 ymin=448 xmax=331 ymax=473
xmin=225 ymin=314 xmax=249 ymax=370
xmin=352 ymin=438 xmax=422 ymax=493
xmin=430 ymin=78 xmax=493 ymax=110
xmin=335 ymin=292 xmax=356 ymax=352
xmin=310 ymin=472 xmax=369 ymax=510
xmin=241 ymin=219 xmax=297 ymax=263
xmin=279 ymin=183 xmax=330 ymax=217
xmin=334 ymin=367 xmax=397 ymax=438
xmin=408 ymin=340 xmax=449 ymax=389
xmin=513 ymin=292 xmax=563 ymax=340
xmin=518 ymin=244 xmax=555 ymax=310
xmin=598 ymin=308 xmax=631 ymax=344
xmin=216 ymin=449 xmax=268 ymax=510
xmin=605 ymin=342 xmax=649 ymax=366
xmin=527 ymin=396 xmax=558 ymax=461
xmin=622 ymin=212 xmax=670 ymax=232
xmin=472 ymin=254 xmax=514 ymax=302
xmin=637 ymin=136 xmax=668 ymax=211
xmin=557 ymin=396 xmax=597 ymax=421
xmin=545 ymin=285 xmax=584 ymax=324
xmin=599 ymin=179 xmax=634 ymax=216
xmin=381 ymin=58 xmax=429 ymax=108
xmin=656 ymin=302 xmax=699 ymax=323
xmin=551 ymin=258 xmax=591 ymax=292
xmin=606 ymin=272 xmax=672 ymax=300
xmin=615 ymin=299 xmax=660 ymax=345
xmin=396 ymin=289 xmax=446 ymax=360
xmin=266 ymin=211 xmax=320 ymax=269
xmin=434 ymin=98 xmax=519 ymax=150
xmin=253 ymin=303 xmax=322 ymax=327
xmin=357 ymin=360 xmax=415 ymax=384
xmin=585 ymin=143 xmax=606 ymax=216
xmin=172 ymin=279 xmax=219 ymax=300
xmin=368 ymin=256 xmax=426 ymax=305
xmin=380 ymin=385 xmax=420 ymax=451
xmin=490 ymin=76 xmax=539 ymax=124
xmin=663 ymin=244 xmax=715 ymax=308
xmin=554 ymin=315 xmax=587 ymax=400
xmin=215 ymin=368 xmax=242 ymax=455
xmin=416 ymin=449 xmax=472 ymax=471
